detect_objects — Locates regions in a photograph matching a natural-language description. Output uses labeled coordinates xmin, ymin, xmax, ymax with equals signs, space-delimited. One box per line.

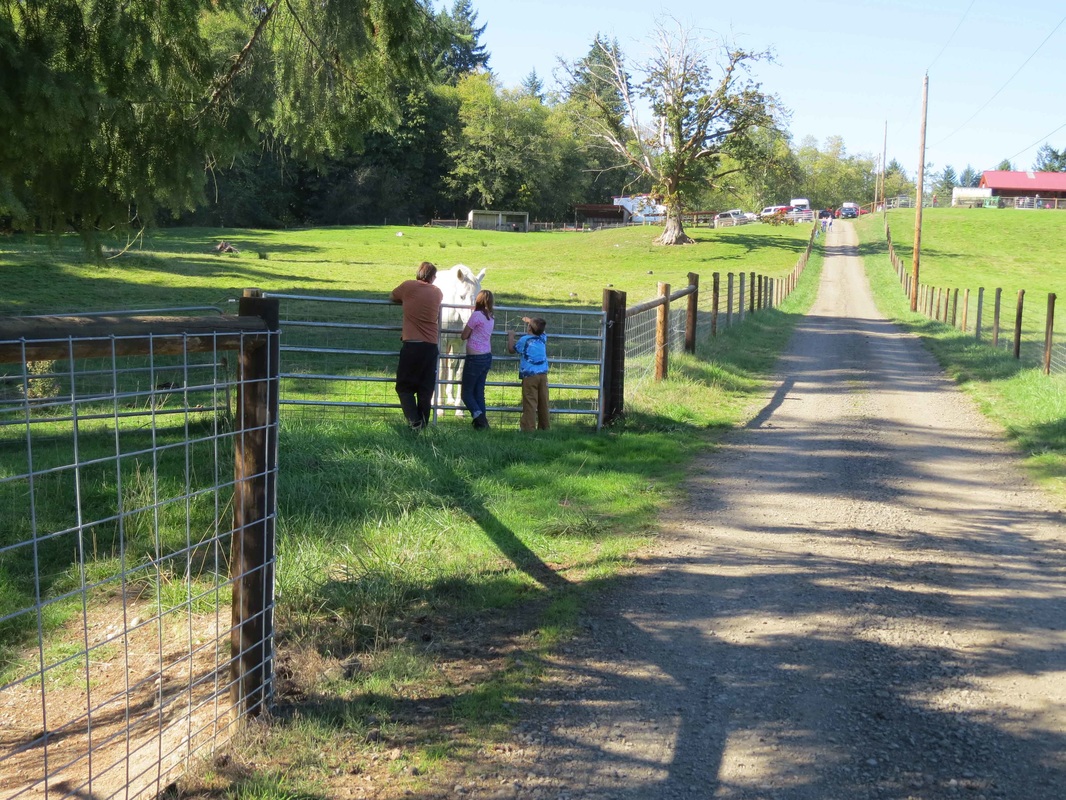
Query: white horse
xmin=434 ymin=264 xmax=486 ymax=414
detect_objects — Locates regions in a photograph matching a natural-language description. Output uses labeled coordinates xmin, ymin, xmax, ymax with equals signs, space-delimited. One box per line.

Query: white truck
xmin=789 ymin=198 xmax=813 ymax=222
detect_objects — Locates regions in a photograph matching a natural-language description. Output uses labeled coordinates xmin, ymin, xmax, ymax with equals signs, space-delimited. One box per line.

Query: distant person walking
xmin=391 ymin=261 xmax=443 ymax=430
xmin=507 ymin=316 xmax=550 ymax=431
xmin=460 ymin=289 xmax=495 ymax=430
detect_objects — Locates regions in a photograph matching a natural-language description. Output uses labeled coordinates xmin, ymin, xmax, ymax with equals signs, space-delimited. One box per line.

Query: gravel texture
xmin=453 ymin=222 xmax=1066 ymax=800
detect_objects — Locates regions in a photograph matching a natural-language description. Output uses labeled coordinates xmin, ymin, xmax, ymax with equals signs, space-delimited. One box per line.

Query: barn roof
xmin=979 ymin=170 xmax=1066 ymax=192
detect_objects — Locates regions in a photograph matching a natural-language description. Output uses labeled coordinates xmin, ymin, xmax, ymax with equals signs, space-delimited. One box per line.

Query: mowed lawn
xmin=0 ymin=222 xmax=813 ymax=315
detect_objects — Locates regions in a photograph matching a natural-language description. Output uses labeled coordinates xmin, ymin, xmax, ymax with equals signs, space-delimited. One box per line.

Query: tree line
xmin=7 ymin=1 xmax=1057 ymax=245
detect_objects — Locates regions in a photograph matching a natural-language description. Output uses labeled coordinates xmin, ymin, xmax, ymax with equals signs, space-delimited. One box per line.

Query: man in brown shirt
xmin=390 ymin=262 xmax=443 ymax=429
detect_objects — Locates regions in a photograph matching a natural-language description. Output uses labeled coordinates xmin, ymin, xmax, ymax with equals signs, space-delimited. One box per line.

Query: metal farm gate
xmin=264 ymin=293 xmax=607 ymax=428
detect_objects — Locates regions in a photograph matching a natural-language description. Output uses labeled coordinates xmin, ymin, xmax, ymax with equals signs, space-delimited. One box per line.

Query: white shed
xmin=467 ymin=210 xmax=529 ymax=232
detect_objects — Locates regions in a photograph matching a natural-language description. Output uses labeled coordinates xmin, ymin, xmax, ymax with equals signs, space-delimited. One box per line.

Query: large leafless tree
xmin=566 ymin=22 xmax=775 ymax=245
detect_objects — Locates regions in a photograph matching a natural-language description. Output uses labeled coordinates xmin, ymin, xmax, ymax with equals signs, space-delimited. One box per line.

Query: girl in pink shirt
xmin=460 ymin=290 xmax=495 ymax=429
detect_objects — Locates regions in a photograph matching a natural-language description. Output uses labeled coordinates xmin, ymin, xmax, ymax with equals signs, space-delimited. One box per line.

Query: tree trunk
xmin=654 ymin=211 xmax=695 ymax=246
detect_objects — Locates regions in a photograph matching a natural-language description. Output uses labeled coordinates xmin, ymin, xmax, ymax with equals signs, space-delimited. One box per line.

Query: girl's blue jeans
xmin=460 ymin=353 xmax=493 ymax=417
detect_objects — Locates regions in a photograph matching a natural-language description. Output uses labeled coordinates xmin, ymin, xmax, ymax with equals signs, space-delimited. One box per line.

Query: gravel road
xmin=466 ymin=222 xmax=1066 ymax=800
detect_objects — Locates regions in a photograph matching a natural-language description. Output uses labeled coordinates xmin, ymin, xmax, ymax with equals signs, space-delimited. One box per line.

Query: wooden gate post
xmin=655 ymin=282 xmax=670 ymax=381
xmin=976 ymin=288 xmax=984 ymax=341
xmin=711 ymin=273 xmax=720 ymax=339
xmin=686 ymin=272 xmax=699 ymax=352
xmin=601 ymin=288 xmax=627 ymax=425
xmin=993 ymin=288 xmax=1002 ymax=348
xmin=232 ymin=288 xmax=281 ymax=719
xmin=1014 ymin=289 xmax=1025 ymax=359
xmin=1044 ymin=293 xmax=1056 ymax=375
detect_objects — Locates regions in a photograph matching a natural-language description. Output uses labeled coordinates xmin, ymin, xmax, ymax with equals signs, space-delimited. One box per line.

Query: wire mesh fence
xmin=0 ymin=314 xmax=278 ymax=800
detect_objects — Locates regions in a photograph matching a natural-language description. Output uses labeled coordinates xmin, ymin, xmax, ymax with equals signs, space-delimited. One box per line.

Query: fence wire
xmin=0 ymin=330 xmax=277 ymax=800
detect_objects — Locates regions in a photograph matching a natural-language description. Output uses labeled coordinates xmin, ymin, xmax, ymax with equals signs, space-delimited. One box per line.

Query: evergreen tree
xmin=521 ymin=69 xmax=545 ymax=102
xmin=933 ymin=165 xmax=958 ymax=202
xmin=996 ymin=159 xmax=1014 ymax=171
xmin=959 ymin=165 xmax=980 ymax=188
xmin=434 ymin=0 xmax=489 ymax=84
xmin=0 ymin=0 xmax=438 ymax=240
xmin=1033 ymin=144 xmax=1066 ymax=172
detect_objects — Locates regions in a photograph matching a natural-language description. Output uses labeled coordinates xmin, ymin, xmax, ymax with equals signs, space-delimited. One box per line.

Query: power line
xmin=989 ymin=119 xmax=1066 ymax=172
xmin=926 ymin=0 xmax=976 ymax=71
xmin=931 ymin=12 xmax=1066 ymax=149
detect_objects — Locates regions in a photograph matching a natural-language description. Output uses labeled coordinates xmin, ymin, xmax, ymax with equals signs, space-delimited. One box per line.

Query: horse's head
xmin=435 ymin=264 xmax=487 ymax=330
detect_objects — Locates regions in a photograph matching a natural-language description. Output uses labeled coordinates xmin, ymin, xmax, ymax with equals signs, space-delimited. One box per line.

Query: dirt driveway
xmin=467 ymin=222 xmax=1066 ymax=799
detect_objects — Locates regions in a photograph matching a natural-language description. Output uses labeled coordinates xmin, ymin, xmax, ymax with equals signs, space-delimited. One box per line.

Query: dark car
xmin=838 ymin=203 xmax=859 ymax=219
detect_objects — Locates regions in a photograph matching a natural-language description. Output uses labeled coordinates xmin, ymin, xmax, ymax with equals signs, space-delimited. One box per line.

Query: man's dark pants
xmin=395 ymin=341 xmax=439 ymax=428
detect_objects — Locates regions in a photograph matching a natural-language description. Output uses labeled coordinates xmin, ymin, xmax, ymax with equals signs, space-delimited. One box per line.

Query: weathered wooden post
xmin=686 ymin=272 xmax=699 ymax=352
xmin=749 ymin=272 xmax=756 ymax=314
xmin=601 ymin=288 xmax=627 ymax=425
xmin=951 ymin=289 xmax=959 ymax=327
xmin=1013 ymin=289 xmax=1025 ymax=359
xmin=655 ymin=282 xmax=670 ymax=381
xmin=975 ymin=288 xmax=984 ymax=341
xmin=711 ymin=272 xmax=720 ymax=338
xmin=992 ymin=288 xmax=1002 ymax=348
xmin=738 ymin=273 xmax=746 ymax=322
xmin=727 ymin=273 xmax=734 ymax=328
xmin=1044 ymin=293 xmax=1056 ymax=375
xmin=961 ymin=289 xmax=969 ymax=332
xmin=232 ymin=288 xmax=280 ymax=720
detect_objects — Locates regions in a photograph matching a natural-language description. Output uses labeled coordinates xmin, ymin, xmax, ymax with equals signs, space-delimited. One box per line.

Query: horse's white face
xmin=435 ymin=264 xmax=487 ymax=331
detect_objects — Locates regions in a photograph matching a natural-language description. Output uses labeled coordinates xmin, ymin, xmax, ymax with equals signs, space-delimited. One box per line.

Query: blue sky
xmin=461 ymin=0 xmax=1065 ymax=178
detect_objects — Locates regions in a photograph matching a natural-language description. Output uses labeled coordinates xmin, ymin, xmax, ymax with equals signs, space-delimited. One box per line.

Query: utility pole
xmin=911 ymin=74 xmax=929 ymax=312
xmin=880 ymin=120 xmax=888 ymax=212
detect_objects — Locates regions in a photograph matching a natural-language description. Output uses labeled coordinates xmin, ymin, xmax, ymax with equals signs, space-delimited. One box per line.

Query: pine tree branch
xmin=198 ymin=0 xmax=283 ymax=119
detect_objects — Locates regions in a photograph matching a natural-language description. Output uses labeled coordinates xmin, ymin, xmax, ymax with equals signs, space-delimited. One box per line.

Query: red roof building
xmin=979 ymin=170 xmax=1066 ymax=198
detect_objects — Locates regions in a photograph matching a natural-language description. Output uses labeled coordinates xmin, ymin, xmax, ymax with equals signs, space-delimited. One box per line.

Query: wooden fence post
xmin=711 ymin=272 xmax=720 ymax=338
xmin=1014 ymin=289 xmax=1025 ymax=359
xmin=1045 ymin=293 xmax=1056 ymax=375
xmin=232 ymin=288 xmax=281 ymax=720
xmin=961 ymin=289 xmax=969 ymax=332
xmin=727 ymin=273 xmax=734 ymax=328
xmin=686 ymin=272 xmax=699 ymax=352
xmin=601 ymin=288 xmax=627 ymax=425
xmin=976 ymin=288 xmax=984 ymax=341
xmin=749 ymin=272 xmax=756 ymax=314
xmin=738 ymin=273 xmax=746 ymax=322
xmin=951 ymin=289 xmax=959 ymax=327
xmin=655 ymin=282 xmax=670 ymax=381
xmin=993 ymin=288 xmax=1002 ymax=348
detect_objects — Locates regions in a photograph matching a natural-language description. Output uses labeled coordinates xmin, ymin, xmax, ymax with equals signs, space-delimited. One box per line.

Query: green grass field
xmin=0 ymin=221 xmax=823 ymax=797
xmin=0 ymin=223 xmax=813 ymax=316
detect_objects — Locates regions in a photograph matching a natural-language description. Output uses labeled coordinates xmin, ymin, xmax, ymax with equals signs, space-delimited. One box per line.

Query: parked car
xmin=838 ymin=202 xmax=859 ymax=219
xmin=759 ymin=205 xmax=790 ymax=218
xmin=715 ymin=209 xmax=750 ymax=227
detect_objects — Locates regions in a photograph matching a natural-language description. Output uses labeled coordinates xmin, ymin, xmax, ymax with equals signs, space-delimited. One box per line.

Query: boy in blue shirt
xmin=507 ymin=316 xmax=549 ymax=431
